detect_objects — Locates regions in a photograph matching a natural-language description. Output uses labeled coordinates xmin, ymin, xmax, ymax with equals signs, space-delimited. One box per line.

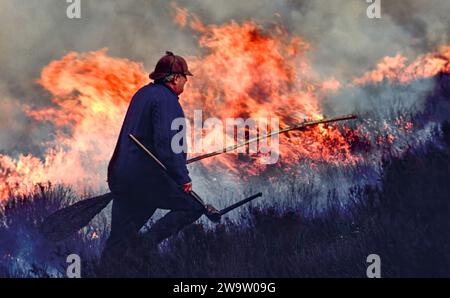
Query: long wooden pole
xmin=186 ymin=114 xmax=357 ymax=164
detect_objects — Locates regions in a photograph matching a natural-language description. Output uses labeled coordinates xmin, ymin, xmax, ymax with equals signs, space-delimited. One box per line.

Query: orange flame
xmin=0 ymin=49 xmax=147 ymax=201
xmin=354 ymin=46 xmax=450 ymax=84
xmin=174 ymin=7 xmax=358 ymax=174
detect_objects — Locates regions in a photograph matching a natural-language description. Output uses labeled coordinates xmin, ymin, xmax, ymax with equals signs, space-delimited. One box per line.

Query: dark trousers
xmin=101 ymin=181 xmax=204 ymax=262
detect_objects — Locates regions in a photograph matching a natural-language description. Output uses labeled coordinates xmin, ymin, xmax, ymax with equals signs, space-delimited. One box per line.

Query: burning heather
xmin=354 ymin=46 xmax=450 ymax=85
xmin=0 ymin=4 xmax=450 ymax=203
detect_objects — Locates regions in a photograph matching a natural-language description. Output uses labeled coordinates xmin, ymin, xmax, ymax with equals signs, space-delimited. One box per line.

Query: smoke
xmin=176 ymin=0 xmax=450 ymax=79
xmin=324 ymin=79 xmax=435 ymax=120
xmin=0 ymin=84 xmax=23 ymax=153
xmin=1 ymin=0 xmax=448 ymax=81
xmin=287 ymin=1 xmax=409 ymax=80
xmin=0 ymin=82 xmax=54 ymax=157
xmin=383 ymin=0 xmax=450 ymax=48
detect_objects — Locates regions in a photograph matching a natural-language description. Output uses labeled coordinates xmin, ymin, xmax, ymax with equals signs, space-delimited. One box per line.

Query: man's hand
xmin=181 ymin=182 xmax=192 ymax=193
xmin=205 ymin=204 xmax=221 ymax=223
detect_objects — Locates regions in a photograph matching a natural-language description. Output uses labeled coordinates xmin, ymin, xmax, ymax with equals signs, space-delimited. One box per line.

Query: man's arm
xmin=151 ymin=95 xmax=191 ymax=186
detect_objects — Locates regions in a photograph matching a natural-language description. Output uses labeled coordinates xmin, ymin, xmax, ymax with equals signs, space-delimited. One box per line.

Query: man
xmin=102 ymin=51 xmax=213 ymax=261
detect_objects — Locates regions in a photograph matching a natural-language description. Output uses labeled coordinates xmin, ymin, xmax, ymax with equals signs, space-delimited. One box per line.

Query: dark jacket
xmin=107 ymin=83 xmax=191 ymax=194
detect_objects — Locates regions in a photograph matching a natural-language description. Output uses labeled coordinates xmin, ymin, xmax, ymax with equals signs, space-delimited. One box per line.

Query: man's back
xmin=107 ymin=82 xmax=190 ymax=193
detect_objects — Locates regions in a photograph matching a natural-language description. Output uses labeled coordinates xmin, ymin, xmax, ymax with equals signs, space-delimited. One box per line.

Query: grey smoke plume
xmin=0 ymin=0 xmax=449 ymax=154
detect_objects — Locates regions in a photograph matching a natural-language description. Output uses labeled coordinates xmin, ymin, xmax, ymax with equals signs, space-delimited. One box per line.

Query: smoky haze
xmin=0 ymin=0 xmax=449 ymax=155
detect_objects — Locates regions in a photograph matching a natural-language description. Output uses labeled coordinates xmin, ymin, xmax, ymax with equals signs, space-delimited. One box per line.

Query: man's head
xmin=167 ymin=73 xmax=188 ymax=95
xmin=150 ymin=51 xmax=193 ymax=95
